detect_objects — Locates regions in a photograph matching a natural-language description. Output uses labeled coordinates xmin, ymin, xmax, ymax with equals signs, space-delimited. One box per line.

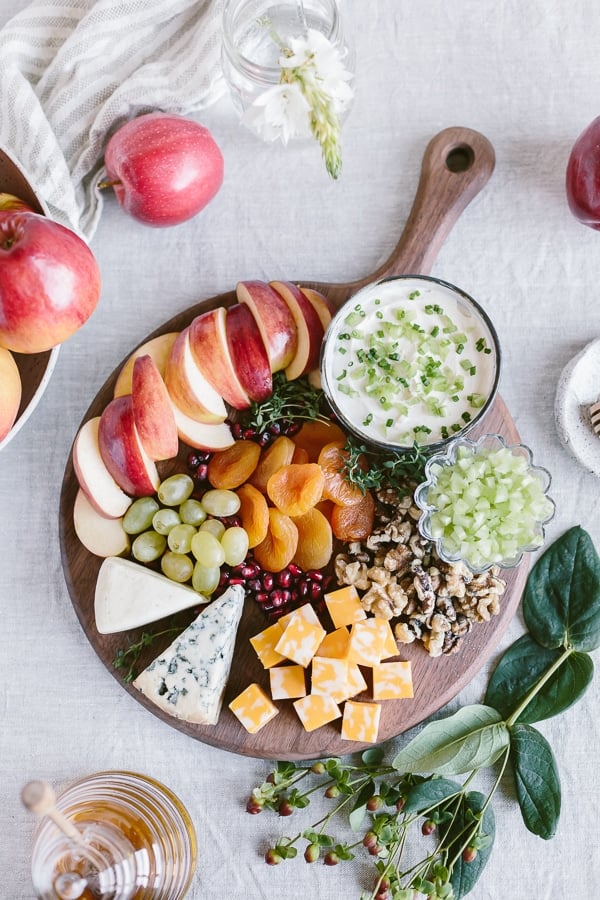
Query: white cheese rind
xmin=132 ymin=584 xmax=244 ymax=726
xmin=94 ymin=556 xmax=200 ymax=634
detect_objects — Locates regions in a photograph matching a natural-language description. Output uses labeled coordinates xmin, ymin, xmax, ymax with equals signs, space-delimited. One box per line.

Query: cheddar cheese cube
xmin=311 ymin=656 xmax=350 ymax=704
xmin=345 ymin=662 xmax=368 ymax=699
xmin=249 ymin=622 xmax=286 ymax=669
xmin=372 ymin=661 xmax=414 ymax=700
xmin=293 ymin=693 xmax=341 ymax=732
xmin=279 ymin=602 xmax=321 ymax=630
xmin=269 ymin=665 xmax=307 ymax=700
xmin=316 ymin=626 xmax=350 ymax=660
xmin=229 ymin=683 xmax=279 ymax=734
xmin=324 ymin=585 xmax=367 ymax=629
xmin=377 ymin=618 xmax=399 ymax=660
xmin=348 ymin=618 xmax=393 ymax=667
xmin=275 ymin=611 xmax=326 ymax=667
xmin=341 ymin=700 xmax=381 ymax=744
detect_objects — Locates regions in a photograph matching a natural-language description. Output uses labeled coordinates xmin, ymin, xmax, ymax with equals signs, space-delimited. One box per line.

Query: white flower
xmin=282 ymin=29 xmax=353 ymax=113
xmin=242 ymin=83 xmax=311 ymax=144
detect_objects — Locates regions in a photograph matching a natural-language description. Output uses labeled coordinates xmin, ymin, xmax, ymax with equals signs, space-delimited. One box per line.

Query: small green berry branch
xmin=245 ymin=526 xmax=600 ymax=899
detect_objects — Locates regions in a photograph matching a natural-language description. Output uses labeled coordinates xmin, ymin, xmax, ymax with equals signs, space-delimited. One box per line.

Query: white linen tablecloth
xmin=1 ymin=1 xmax=599 ymax=897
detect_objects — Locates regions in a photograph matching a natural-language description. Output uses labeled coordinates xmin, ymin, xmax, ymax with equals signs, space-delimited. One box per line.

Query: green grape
xmin=221 ymin=526 xmax=249 ymax=567
xmin=199 ymin=518 xmax=226 ymax=540
xmin=179 ymin=498 xmax=207 ymax=526
xmin=122 ymin=497 xmax=160 ymax=534
xmin=158 ymin=473 xmax=195 ymax=506
xmin=161 ymin=551 xmax=194 ymax=583
xmin=191 ymin=562 xmax=221 ymax=596
xmin=167 ymin=523 xmax=197 ymax=554
xmin=190 ymin=530 xmax=226 ymax=568
xmin=201 ymin=488 xmax=241 ymax=518
xmin=152 ymin=507 xmax=181 ymax=535
xmin=131 ymin=530 xmax=167 ymax=563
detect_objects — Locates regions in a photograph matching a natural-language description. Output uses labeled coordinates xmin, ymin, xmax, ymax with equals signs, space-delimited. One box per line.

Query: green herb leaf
xmin=485 ymin=635 xmax=594 ymax=723
xmin=392 ymin=705 xmax=510 ymax=775
xmin=509 ymin=723 xmax=561 ymax=839
xmin=443 ymin=791 xmax=495 ymax=898
xmin=402 ymin=777 xmax=463 ymax=815
xmin=523 ymin=525 xmax=600 ymax=651
xmin=243 ymin=371 xmax=327 ymax=434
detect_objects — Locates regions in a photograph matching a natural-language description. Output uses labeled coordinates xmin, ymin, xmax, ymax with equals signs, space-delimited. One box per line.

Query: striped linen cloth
xmin=0 ymin=0 xmax=226 ymax=239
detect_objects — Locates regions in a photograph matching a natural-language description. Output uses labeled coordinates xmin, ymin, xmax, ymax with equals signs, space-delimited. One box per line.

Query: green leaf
xmin=361 ymin=747 xmax=385 ymax=767
xmin=392 ymin=705 xmax=510 ymax=775
xmin=402 ymin=778 xmax=463 ymax=815
xmin=444 ymin=791 xmax=495 ymax=899
xmin=348 ymin=778 xmax=375 ymax=832
xmin=509 ymin=724 xmax=561 ymax=839
xmin=523 ymin=525 xmax=600 ymax=651
xmin=485 ymin=635 xmax=594 ymax=722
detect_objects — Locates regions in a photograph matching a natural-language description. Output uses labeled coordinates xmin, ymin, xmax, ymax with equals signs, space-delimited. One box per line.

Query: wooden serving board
xmin=59 ymin=127 xmax=529 ymax=760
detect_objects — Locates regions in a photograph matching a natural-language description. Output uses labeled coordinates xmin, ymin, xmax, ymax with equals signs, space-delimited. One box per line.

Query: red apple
xmin=225 ymin=303 xmax=272 ymax=402
xmin=0 ymin=212 xmax=101 ymax=353
xmin=73 ymin=416 xmax=133 ymax=518
xmin=131 ymin=354 xmax=179 ymax=461
xmin=189 ymin=307 xmax=250 ymax=409
xmin=103 ymin=112 xmax=224 ymax=227
xmin=98 ymin=395 xmax=159 ymax=497
xmin=0 ymin=346 xmax=22 ymax=442
xmin=114 ymin=331 xmax=179 ymax=398
xmin=164 ymin=327 xmax=227 ymax=423
xmin=270 ymin=280 xmax=325 ymax=380
xmin=300 ymin=286 xmax=335 ymax=330
xmin=236 ymin=280 xmax=298 ymax=372
xmin=170 ymin=398 xmax=235 ymax=450
xmin=73 ymin=488 xmax=130 ymax=558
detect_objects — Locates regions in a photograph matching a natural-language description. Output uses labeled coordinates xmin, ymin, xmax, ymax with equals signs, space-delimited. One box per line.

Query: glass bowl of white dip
xmin=320 ymin=275 xmax=501 ymax=454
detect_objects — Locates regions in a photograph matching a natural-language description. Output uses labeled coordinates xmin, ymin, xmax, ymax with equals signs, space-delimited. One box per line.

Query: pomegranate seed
xmin=187 ymin=452 xmax=202 ymax=469
xmin=262 ymin=573 xmax=274 ymax=591
xmin=271 ymin=589 xmax=287 ymax=607
xmin=285 ymin=421 xmax=302 ymax=436
xmin=256 ymin=592 xmax=270 ymax=604
xmin=258 ymin=432 xmax=271 ymax=447
xmin=309 ymin=582 xmax=322 ymax=600
xmin=218 ymin=571 xmax=230 ymax=588
xmin=268 ymin=421 xmax=282 ymax=436
xmin=299 ymin=580 xmax=310 ymax=597
xmin=247 ymin=579 xmax=262 ymax=594
xmin=228 ymin=577 xmax=245 ymax=586
xmin=307 ymin=569 xmax=323 ymax=582
xmin=195 ymin=463 xmax=209 ymax=481
xmin=277 ymin=570 xmax=292 ymax=588
xmin=290 ymin=590 xmax=299 ymax=603
xmin=288 ymin=563 xmax=302 ymax=577
xmin=241 ymin=563 xmax=260 ymax=578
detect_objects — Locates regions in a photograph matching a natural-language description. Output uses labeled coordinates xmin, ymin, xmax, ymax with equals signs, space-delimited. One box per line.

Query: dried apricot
xmin=292 ymin=445 xmax=310 ymax=465
xmin=250 ymin=435 xmax=296 ymax=493
xmin=267 ymin=463 xmax=325 ymax=517
xmin=292 ymin=507 xmax=333 ymax=570
xmin=292 ymin=419 xmax=346 ymax=462
xmin=330 ymin=490 xmax=375 ymax=541
xmin=236 ymin=482 xmax=269 ymax=548
xmin=207 ymin=440 xmax=261 ymax=489
xmin=253 ymin=508 xmax=299 ymax=572
xmin=318 ymin=441 xmax=365 ymax=507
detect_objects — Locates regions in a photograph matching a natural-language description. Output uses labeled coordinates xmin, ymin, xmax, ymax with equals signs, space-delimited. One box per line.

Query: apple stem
xmin=97 ymin=179 xmax=122 ymax=191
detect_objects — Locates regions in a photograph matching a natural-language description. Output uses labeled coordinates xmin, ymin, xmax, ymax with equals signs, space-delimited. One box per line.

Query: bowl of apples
xmin=0 ymin=146 xmax=101 ymax=450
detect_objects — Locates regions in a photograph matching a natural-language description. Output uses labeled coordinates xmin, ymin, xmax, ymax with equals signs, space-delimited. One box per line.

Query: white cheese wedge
xmin=132 ymin=584 xmax=245 ymax=726
xmin=94 ymin=557 xmax=201 ymax=634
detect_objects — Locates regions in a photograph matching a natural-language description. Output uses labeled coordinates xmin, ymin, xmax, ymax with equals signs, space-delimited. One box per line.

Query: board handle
xmin=326 ymin=126 xmax=495 ymax=302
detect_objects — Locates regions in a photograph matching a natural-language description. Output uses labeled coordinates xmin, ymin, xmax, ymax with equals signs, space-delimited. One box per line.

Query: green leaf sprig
xmin=243 ymin=371 xmax=328 ymax=434
xmin=112 ymin=624 xmax=183 ymax=682
xmin=341 ymin=435 xmax=428 ymax=495
xmin=245 ymin=525 xmax=600 ymax=898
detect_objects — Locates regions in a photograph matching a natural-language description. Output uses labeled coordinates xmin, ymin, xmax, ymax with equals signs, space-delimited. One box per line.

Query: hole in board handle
xmin=445 ymin=145 xmax=474 ymax=173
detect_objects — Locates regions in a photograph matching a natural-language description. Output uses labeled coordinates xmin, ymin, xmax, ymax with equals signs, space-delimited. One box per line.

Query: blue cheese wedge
xmin=94 ymin=556 xmax=201 ymax=634
xmin=132 ymin=584 xmax=244 ymax=726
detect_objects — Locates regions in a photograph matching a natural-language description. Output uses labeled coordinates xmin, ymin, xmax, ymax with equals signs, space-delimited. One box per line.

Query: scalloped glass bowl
xmin=414 ymin=433 xmax=555 ymax=573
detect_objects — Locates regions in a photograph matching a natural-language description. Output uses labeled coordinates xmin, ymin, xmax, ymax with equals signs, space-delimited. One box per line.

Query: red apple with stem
xmin=0 ymin=212 xmax=101 ymax=353
xmin=102 ymin=112 xmax=224 ymax=227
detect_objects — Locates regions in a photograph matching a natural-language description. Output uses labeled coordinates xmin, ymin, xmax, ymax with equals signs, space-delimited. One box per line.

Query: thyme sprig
xmin=112 ymin=624 xmax=183 ymax=683
xmin=243 ymin=371 xmax=329 ymax=434
xmin=341 ymin=436 xmax=428 ymax=495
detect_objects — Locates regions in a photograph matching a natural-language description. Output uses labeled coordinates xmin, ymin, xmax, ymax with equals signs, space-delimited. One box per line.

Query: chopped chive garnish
xmin=363 ymin=413 xmax=373 ymax=426
xmin=461 ymin=411 xmax=472 ymax=423
xmin=376 ymin=310 xmax=383 ymax=319
xmin=386 ymin=418 xmax=393 ymax=428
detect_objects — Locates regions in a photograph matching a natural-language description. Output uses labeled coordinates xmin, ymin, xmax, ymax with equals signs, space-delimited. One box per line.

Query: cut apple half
xmin=98 ymin=395 xmax=160 ymax=497
xmin=164 ymin=327 xmax=227 ymax=424
xmin=225 ymin=303 xmax=272 ymax=402
xmin=131 ymin=354 xmax=179 ymax=461
xmin=270 ymin=280 xmax=325 ymax=380
xmin=189 ymin=307 xmax=250 ymax=410
xmin=170 ymin=398 xmax=235 ymax=451
xmin=73 ymin=488 xmax=130 ymax=558
xmin=73 ymin=416 xmax=133 ymax=518
xmin=236 ymin=280 xmax=298 ymax=373
xmin=300 ymin=287 xmax=335 ymax=331
xmin=114 ymin=331 xmax=179 ymax=398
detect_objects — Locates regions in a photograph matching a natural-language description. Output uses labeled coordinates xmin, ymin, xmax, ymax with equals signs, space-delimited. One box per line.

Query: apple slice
xmin=98 ymin=395 xmax=160 ymax=497
xmin=300 ymin=287 xmax=336 ymax=330
xmin=170 ymin=399 xmax=235 ymax=450
xmin=164 ymin=327 xmax=227 ymax=423
xmin=131 ymin=354 xmax=179 ymax=460
xmin=270 ymin=280 xmax=325 ymax=380
xmin=73 ymin=488 xmax=130 ymax=558
xmin=0 ymin=347 xmax=22 ymax=442
xmin=236 ymin=280 xmax=298 ymax=372
xmin=73 ymin=417 xmax=133 ymax=518
xmin=188 ymin=307 xmax=250 ymax=409
xmin=225 ymin=303 xmax=272 ymax=402
xmin=114 ymin=331 xmax=179 ymax=398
